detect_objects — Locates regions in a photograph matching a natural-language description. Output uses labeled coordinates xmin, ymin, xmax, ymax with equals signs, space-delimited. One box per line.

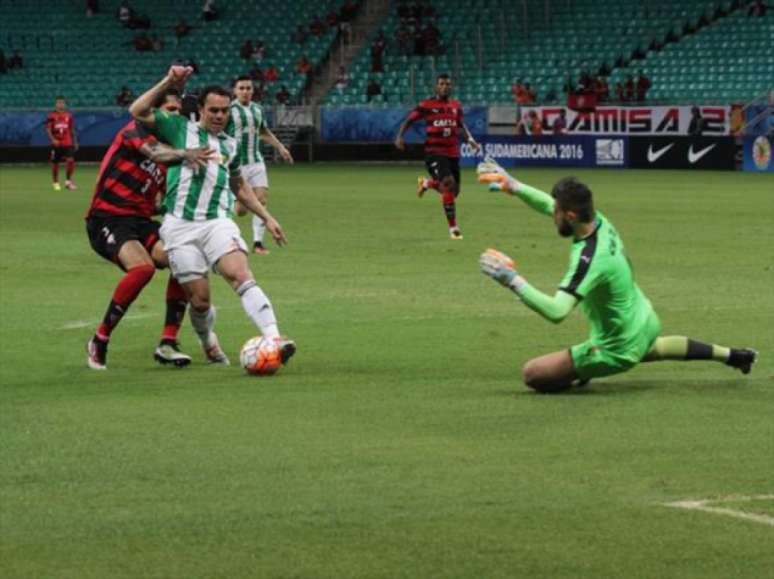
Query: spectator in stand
xmin=263 ymin=63 xmax=279 ymax=82
xmin=248 ymin=65 xmax=263 ymax=82
xmin=133 ymin=32 xmax=152 ymax=52
xmin=552 ymin=109 xmax=568 ymax=134
xmin=240 ymin=39 xmax=254 ymax=60
xmin=515 ymin=112 xmax=529 ymax=135
xmin=117 ymin=0 xmax=133 ymax=27
xmin=292 ymin=25 xmax=308 ymax=44
xmin=252 ymin=83 xmax=265 ymax=103
xmin=150 ymin=34 xmax=163 ymax=52
xmin=623 ymin=75 xmax=635 ymax=101
xmin=511 ymin=79 xmax=523 ymax=103
xmin=525 ymin=83 xmax=537 ymax=104
xmin=614 ymin=81 xmax=624 ymax=102
xmin=8 ymin=50 xmax=23 ymax=70
xmin=366 ymin=78 xmax=382 ymax=102
xmin=340 ymin=0 xmax=358 ymax=22
xmin=371 ymin=33 xmax=386 ymax=72
xmin=86 ymin=0 xmax=99 ymax=17
xmin=748 ymin=0 xmax=770 ymax=17
xmin=310 ymin=16 xmax=325 ymax=37
xmin=413 ymin=25 xmax=425 ymax=56
xmin=635 ymin=70 xmax=650 ymax=102
xmin=527 ymin=110 xmax=544 ymax=135
xmin=115 ymin=85 xmax=134 ymax=106
xmin=295 ymin=55 xmax=312 ymax=75
xmin=423 ymin=20 xmax=441 ymax=55
xmin=275 ymin=85 xmax=291 ymax=105
xmin=174 ymin=18 xmax=191 ymax=45
xmin=326 ymin=8 xmax=339 ymax=28
xmin=688 ymin=106 xmax=706 ymax=135
xmin=202 ymin=0 xmax=218 ymax=22
xmin=596 ymin=76 xmax=610 ymax=103
xmin=396 ymin=24 xmax=411 ymax=55
xmin=253 ymin=40 xmax=266 ymax=63
xmin=334 ymin=66 xmax=349 ymax=91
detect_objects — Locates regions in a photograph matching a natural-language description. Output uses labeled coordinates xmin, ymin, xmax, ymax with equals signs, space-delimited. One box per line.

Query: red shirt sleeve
xmin=407 ymin=101 xmax=427 ymax=122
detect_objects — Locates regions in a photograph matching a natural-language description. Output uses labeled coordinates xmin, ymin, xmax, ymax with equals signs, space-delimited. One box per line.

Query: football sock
xmin=440 ymin=190 xmax=457 ymax=228
xmin=96 ymin=264 xmax=156 ymax=339
xmin=426 ymin=178 xmax=439 ymax=190
xmin=66 ymin=158 xmax=75 ymax=180
xmin=252 ymin=215 xmax=266 ymax=247
xmin=161 ymin=277 xmax=188 ymax=342
xmin=51 ymin=162 xmax=59 ymax=182
xmin=190 ymin=306 xmax=216 ymax=346
xmin=648 ymin=336 xmax=730 ymax=362
xmin=236 ymin=280 xmax=280 ymax=339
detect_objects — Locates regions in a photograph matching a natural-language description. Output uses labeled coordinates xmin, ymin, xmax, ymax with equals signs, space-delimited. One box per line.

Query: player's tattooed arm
xmin=140 ymin=141 xmax=214 ymax=167
xmin=130 ymin=65 xmax=193 ymax=127
xmin=260 ymin=128 xmax=293 ymax=164
xmin=230 ymin=175 xmax=288 ymax=245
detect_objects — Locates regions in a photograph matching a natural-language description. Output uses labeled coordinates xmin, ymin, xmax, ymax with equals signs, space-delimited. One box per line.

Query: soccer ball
xmin=240 ymin=336 xmax=282 ymax=376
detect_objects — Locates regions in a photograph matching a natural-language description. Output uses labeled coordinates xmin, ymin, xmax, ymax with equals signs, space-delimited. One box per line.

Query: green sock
xmin=649 ymin=336 xmax=730 ymax=362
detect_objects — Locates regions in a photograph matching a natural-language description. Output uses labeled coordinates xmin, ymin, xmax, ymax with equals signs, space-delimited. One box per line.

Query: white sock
xmin=252 ymin=215 xmax=265 ymax=246
xmin=190 ymin=306 xmax=216 ymax=346
xmin=236 ymin=280 xmax=279 ymax=339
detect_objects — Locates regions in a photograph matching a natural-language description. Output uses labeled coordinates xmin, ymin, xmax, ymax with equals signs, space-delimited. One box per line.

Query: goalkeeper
xmin=476 ymin=158 xmax=757 ymax=393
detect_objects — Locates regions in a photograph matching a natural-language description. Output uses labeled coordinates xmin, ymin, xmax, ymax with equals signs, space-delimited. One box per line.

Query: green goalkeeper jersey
xmin=151 ymin=109 xmax=242 ymax=221
xmin=226 ymin=101 xmax=267 ymax=165
xmin=557 ymin=211 xmax=655 ymax=354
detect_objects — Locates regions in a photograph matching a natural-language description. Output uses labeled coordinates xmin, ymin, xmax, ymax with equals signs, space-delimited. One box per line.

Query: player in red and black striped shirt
xmin=84 ymin=89 xmax=214 ymax=370
xmin=46 ymin=96 xmax=78 ymax=191
xmin=395 ymin=74 xmax=480 ymax=239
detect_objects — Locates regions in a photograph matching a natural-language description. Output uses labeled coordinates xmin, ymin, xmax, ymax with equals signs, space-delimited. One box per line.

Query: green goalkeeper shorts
xmin=570 ymin=311 xmax=661 ymax=381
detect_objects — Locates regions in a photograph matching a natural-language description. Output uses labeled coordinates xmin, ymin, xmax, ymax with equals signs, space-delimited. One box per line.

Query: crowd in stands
xmin=292 ymin=1 xmax=360 ymax=47
xmin=395 ymin=0 xmax=442 ymax=56
xmin=0 ymin=49 xmax=23 ymax=74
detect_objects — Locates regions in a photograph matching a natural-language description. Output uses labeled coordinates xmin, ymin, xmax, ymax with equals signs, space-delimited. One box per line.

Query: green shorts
xmin=571 ymin=311 xmax=661 ymax=381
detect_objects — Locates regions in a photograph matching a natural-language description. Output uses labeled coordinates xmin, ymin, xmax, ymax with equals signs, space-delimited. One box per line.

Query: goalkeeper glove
xmin=476 ymin=156 xmax=521 ymax=194
xmin=479 ymin=248 xmax=526 ymax=292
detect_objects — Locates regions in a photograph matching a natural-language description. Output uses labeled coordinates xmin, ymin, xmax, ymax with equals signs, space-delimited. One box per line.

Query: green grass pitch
xmin=1 ymin=163 xmax=772 ymax=579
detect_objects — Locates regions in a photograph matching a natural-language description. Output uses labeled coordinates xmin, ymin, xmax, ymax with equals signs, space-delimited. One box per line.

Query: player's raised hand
xmin=265 ymin=217 xmax=288 ymax=246
xmin=183 ymin=146 xmax=217 ymax=169
xmin=167 ymin=65 xmax=193 ymax=85
xmin=480 ymin=248 xmax=519 ymax=288
xmin=476 ymin=157 xmax=520 ymax=195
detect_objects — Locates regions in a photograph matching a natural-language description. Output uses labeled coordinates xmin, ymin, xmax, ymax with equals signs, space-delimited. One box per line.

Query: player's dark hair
xmin=198 ymin=85 xmax=231 ymax=107
xmin=551 ymin=177 xmax=595 ymax=222
xmin=55 ymin=95 xmax=65 ymax=101
xmin=437 ymin=73 xmax=451 ymax=82
xmin=233 ymin=75 xmax=253 ymax=86
xmin=153 ymin=88 xmax=181 ymax=108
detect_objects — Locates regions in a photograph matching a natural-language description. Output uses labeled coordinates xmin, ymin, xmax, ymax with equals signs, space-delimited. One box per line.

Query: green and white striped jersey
xmin=151 ymin=110 xmax=242 ymax=221
xmin=226 ymin=100 xmax=267 ymax=165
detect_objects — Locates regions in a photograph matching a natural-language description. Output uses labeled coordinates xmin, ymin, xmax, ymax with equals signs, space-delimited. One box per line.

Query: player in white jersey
xmin=129 ymin=65 xmax=296 ymax=367
xmin=227 ymin=75 xmax=293 ymax=255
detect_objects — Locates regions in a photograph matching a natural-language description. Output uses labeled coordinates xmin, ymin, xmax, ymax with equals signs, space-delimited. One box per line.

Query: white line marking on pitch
xmin=663 ymin=495 xmax=774 ymax=527
xmin=59 ymin=313 xmax=156 ymax=330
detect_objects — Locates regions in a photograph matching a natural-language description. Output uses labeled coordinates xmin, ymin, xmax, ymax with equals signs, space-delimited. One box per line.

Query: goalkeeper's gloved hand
xmin=479 ymin=248 xmax=525 ymax=292
xmin=476 ymin=156 xmax=521 ymax=194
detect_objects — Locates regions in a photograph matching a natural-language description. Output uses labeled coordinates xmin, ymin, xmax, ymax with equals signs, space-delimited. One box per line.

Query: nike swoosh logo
xmin=688 ymin=144 xmax=716 ymax=164
xmin=647 ymin=143 xmax=674 ymax=163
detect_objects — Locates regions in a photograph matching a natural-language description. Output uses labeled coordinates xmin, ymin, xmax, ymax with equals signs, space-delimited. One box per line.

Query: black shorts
xmin=86 ymin=215 xmax=161 ymax=267
xmin=425 ymin=155 xmax=461 ymax=192
xmin=50 ymin=146 xmax=75 ymax=163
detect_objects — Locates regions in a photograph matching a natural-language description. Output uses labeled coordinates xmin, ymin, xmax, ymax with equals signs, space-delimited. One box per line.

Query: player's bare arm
xmin=394 ymin=118 xmax=414 ymax=150
xmin=260 ymin=127 xmax=293 ymax=163
xmin=461 ymin=122 xmax=480 ymax=152
xmin=130 ymin=65 xmax=193 ymax=127
xmin=139 ymin=141 xmax=215 ymax=168
xmin=229 ymin=175 xmax=287 ymax=245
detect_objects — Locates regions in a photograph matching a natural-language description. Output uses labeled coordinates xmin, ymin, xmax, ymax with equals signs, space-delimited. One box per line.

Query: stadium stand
xmin=0 ymin=0 xmax=347 ymax=108
xmin=326 ymin=0 xmax=773 ymax=106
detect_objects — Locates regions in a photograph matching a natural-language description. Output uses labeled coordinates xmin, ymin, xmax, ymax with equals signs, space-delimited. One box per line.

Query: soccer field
xmin=1 ymin=163 xmax=772 ymax=578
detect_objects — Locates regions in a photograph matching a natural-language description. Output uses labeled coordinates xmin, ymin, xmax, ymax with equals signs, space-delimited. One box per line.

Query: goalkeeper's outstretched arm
xmin=479 ymin=248 xmax=577 ymax=323
xmin=477 ymin=159 xmax=555 ymax=216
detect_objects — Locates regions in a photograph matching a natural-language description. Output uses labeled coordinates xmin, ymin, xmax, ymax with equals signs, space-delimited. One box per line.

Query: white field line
xmin=663 ymin=495 xmax=774 ymax=527
xmin=59 ymin=313 xmax=157 ymax=330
